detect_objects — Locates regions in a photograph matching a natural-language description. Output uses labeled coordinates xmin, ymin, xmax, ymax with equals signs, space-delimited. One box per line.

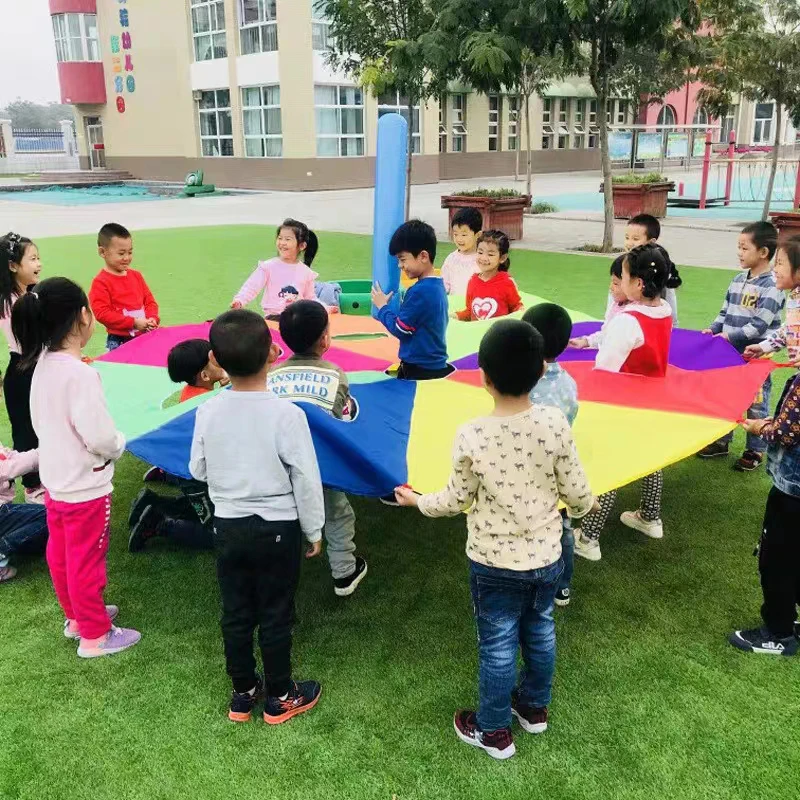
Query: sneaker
xmin=64 ymin=605 xmax=120 ymax=640
xmin=379 ymin=493 xmax=400 ymax=507
xmin=24 ymin=487 xmax=46 ymax=505
xmin=554 ymin=588 xmax=570 ymax=607
xmin=697 ymin=442 xmax=729 ymax=459
xmin=263 ymin=680 xmax=321 ymax=724
xmin=128 ymin=506 xmax=164 ymax=553
xmin=728 ymin=627 xmax=799 ymax=656
xmin=0 ymin=565 xmax=17 ymax=583
xmin=143 ymin=467 xmax=168 ymax=483
xmin=228 ymin=677 xmax=263 ymax=723
xmin=77 ymin=626 xmax=141 ymax=658
xmin=574 ymin=533 xmax=601 ymax=562
xmin=511 ymin=695 xmax=548 ymax=734
xmin=620 ymin=510 xmax=664 ymax=540
xmin=333 ymin=556 xmax=368 ymax=597
xmin=734 ymin=450 xmax=764 ymax=472
xmin=128 ymin=488 xmax=158 ymax=531
xmin=453 ymin=710 xmax=515 ymax=760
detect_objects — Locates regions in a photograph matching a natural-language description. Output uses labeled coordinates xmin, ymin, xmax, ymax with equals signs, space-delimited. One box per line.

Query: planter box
xmin=599 ymin=182 xmax=675 ymax=219
xmin=769 ymin=212 xmax=800 ymax=245
xmin=441 ymin=194 xmax=532 ymax=240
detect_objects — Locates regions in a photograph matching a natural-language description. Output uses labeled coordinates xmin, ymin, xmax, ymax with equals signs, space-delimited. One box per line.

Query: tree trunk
xmin=598 ymin=87 xmax=615 ymax=252
xmin=761 ymin=102 xmax=782 ymax=221
xmin=525 ymin=92 xmax=533 ymax=203
xmin=405 ymin=101 xmax=414 ymax=220
xmin=514 ymin=93 xmax=521 ymax=182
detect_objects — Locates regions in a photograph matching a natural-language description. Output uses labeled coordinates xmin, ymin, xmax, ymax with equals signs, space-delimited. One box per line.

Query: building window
xmin=378 ymin=91 xmax=421 ymax=154
xmin=52 ymin=13 xmax=100 ymax=62
xmin=616 ymin=99 xmax=629 ymax=125
xmin=439 ymin=100 xmax=447 ymax=153
xmin=721 ymin=105 xmax=738 ymax=143
xmin=507 ymin=95 xmax=519 ymax=151
xmin=753 ymin=102 xmax=774 ymax=144
xmin=556 ymin=98 xmax=569 ymax=148
xmin=588 ymin=100 xmax=598 ymax=147
xmin=191 ymin=0 xmax=227 ymax=61
xmin=311 ymin=0 xmax=331 ymax=51
xmin=692 ymin=107 xmax=708 ymax=126
xmin=198 ymin=90 xmax=233 ymax=157
xmin=541 ymin=98 xmax=554 ymax=149
xmin=573 ymin=99 xmax=585 ymax=148
xmin=242 ymin=85 xmax=282 ymax=157
xmin=315 ymin=85 xmax=364 ymax=157
xmin=558 ymin=98 xmax=568 ymax=124
xmin=488 ymin=94 xmax=500 ymax=151
xmin=239 ymin=0 xmax=277 ymax=55
xmin=657 ymin=104 xmax=677 ymax=128
xmin=451 ymin=94 xmax=467 ymax=152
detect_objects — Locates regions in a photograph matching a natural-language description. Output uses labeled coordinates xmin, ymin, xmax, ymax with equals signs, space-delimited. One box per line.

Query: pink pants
xmin=45 ymin=493 xmax=113 ymax=641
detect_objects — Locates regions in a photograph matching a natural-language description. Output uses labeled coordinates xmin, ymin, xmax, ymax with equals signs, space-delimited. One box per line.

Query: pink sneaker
xmin=64 ymin=605 xmax=120 ymax=640
xmin=77 ymin=626 xmax=141 ymax=659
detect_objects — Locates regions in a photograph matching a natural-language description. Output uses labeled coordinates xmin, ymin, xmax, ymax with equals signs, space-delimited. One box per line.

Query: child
xmin=189 ymin=309 xmax=323 ymax=723
xmin=89 ymin=223 xmax=160 ymax=351
xmin=231 ymin=219 xmax=319 ymax=320
xmin=12 ymin=277 xmax=139 ymax=657
xmin=167 ymin=338 xmax=229 ymax=402
xmin=698 ymin=221 xmax=784 ymax=471
xmin=395 ymin=319 xmax=596 ymax=760
xmin=523 ymin=303 xmax=579 ymax=607
xmin=268 ymin=300 xmax=367 ymax=596
xmin=623 ymin=213 xmax=682 ymax=323
xmin=569 ymin=255 xmax=628 ymax=350
xmin=372 ymin=220 xmax=450 ymax=380
xmin=0 ymin=232 xmax=44 ymax=502
xmin=575 ymin=245 xmax=674 ymax=562
xmin=730 ymin=370 xmax=800 ymax=656
xmin=441 ymin=207 xmax=482 ymax=296
xmin=454 ymin=230 xmax=523 ymax=321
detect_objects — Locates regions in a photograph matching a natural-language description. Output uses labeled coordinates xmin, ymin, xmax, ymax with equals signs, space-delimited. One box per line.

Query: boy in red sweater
xmin=89 ymin=223 xmax=160 ymax=351
xmin=453 ymin=230 xmax=523 ymax=321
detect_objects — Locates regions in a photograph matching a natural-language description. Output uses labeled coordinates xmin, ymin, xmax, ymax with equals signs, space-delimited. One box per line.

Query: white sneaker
xmin=574 ymin=533 xmax=601 ymax=561
xmin=620 ymin=511 xmax=663 ymax=539
xmin=24 ymin=487 xmax=46 ymax=505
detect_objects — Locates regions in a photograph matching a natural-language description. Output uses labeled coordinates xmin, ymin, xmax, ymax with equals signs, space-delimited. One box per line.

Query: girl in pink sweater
xmin=231 ymin=219 xmax=320 ymax=320
xmin=12 ymin=278 xmax=140 ymax=658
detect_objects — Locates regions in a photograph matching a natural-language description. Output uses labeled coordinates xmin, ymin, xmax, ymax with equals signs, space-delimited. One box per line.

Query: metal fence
xmin=0 ymin=124 xmax=79 ymax=174
xmin=12 ymin=128 xmax=66 ymax=154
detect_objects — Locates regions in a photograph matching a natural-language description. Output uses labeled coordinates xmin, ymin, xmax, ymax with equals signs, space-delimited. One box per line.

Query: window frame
xmin=377 ymin=90 xmax=422 ymax=154
xmin=753 ymin=102 xmax=775 ymax=144
xmin=311 ymin=0 xmax=331 ymax=51
xmin=241 ymin=85 xmax=282 ymax=158
xmin=239 ymin=0 xmax=278 ymax=55
xmin=507 ymin=95 xmax=519 ymax=151
xmin=451 ymin=93 xmax=467 ymax=152
xmin=488 ymin=94 xmax=500 ymax=152
xmin=191 ymin=0 xmax=227 ymax=62
xmin=315 ymin=84 xmax=366 ymax=157
xmin=198 ymin=89 xmax=234 ymax=158
xmin=52 ymin=13 xmax=100 ymax=63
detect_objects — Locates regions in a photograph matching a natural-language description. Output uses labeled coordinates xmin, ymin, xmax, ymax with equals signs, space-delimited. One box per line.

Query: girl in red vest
xmin=575 ymin=245 xmax=674 ymax=562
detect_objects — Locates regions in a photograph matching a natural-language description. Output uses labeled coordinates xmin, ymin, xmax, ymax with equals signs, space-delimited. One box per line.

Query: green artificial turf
xmin=1 ymin=225 xmax=798 ymax=800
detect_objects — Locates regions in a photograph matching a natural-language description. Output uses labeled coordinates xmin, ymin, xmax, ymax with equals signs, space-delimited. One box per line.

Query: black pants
xmin=396 ymin=362 xmax=453 ymax=381
xmin=759 ymin=486 xmax=800 ymax=639
xmin=150 ymin=490 xmax=214 ymax=550
xmin=214 ymin=516 xmax=302 ymax=695
xmin=3 ymin=354 xmax=40 ymax=490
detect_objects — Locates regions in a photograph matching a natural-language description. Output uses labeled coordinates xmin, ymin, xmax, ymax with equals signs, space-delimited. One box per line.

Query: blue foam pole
xmin=371 ymin=113 xmax=408 ymax=319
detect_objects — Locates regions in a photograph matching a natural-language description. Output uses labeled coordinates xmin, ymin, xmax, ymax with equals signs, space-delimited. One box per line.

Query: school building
xmin=48 ymin=1 xmax=797 ymax=191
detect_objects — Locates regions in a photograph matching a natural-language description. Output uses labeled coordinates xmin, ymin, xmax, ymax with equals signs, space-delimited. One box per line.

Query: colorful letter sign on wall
xmin=113 ymin=0 xmax=136 ymax=113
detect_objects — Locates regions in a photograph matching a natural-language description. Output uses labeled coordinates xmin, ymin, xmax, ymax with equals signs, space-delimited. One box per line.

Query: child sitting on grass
xmin=698 ymin=221 xmax=784 ymax=472
xmin=190 ymin=310 xmax=324 ymax=724
xmin=454 ymin=230 xmax=523 ymax=321
xmin=395 ymin=319 xmax=596 ymax=760
xmin=523 ymin=303 xmax=579 ymax=608
xmin=89 ymin=223 xmax=160 ymax=351
xmin=269 ymin=300 xmax=367 ymax=597
xmin=441 ymin=207 xmax=482 ymax=296
xmin=372 ymin=220 xmax=450 ymax=380
xmin=569 ymin=255 xmax=628 ymax=350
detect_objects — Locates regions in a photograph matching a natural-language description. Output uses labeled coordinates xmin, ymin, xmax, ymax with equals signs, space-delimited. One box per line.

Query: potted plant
xmin=441 ymin=188 xmax=532 ymax=240
xmin=599 ymin=172 xmax=676 ymax=219
xmin=769 ymin=209 xmax=800 ymax=245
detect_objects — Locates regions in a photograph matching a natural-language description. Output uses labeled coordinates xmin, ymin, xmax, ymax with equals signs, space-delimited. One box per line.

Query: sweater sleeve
xmin=233 ymin=264 xmax=269 ymax=307
xmin=759 ymin=376 xmax=800 ymax=448
xmin=89 ymin=275 xmax=135 ymax=332
xmin=595 ymin=314 xmax=643 ymax=373
xmin=300 ymin=268 xmax=318 ymax=302
xmin=140 ymin=273 xmax=160 ymax=321
xmin=729 ymin=286 xmax=785 ymax=348
xmin=377 ymin=284 xmax=427 ymax=340
xmin=757 ymin=326 xmax=785 ymax=354
xmin=189 ymin=407 xmax=207 ymax=483
xmin=552 ymin=416 xmax=594 ymax=519
xmin=440 ymin=253 xmax=454 ymax=295
xmin=418 ymin=429 xmax=479 ymax=517
xmin=709 ymin=284 xmax=732 ymax=335
xmin=0 ymin=446 xmax=39 ymax=482
xmin=71 ymin=372 xmax=126 ymax=461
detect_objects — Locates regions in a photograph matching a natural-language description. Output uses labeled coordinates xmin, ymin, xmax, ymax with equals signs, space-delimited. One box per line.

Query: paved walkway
xmin=0 ymin=169 xmax=752 ymax=269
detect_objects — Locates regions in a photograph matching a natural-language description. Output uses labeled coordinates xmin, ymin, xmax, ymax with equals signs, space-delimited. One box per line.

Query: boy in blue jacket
xmin=372 ymin=220 xmax=450 ymax=380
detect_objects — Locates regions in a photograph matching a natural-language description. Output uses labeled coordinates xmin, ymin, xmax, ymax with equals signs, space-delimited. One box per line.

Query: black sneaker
xmin=143 ymin=466 xmax=168 ymax=483
xmin=128 ymin=488 xmax=159 ymax=531
xmin=728 ymin=627 xmax=799 ymax=656
xmin=697 ymin=442 xmax=729 ymax=459
xmin=128 ymin=506 xmax=164 ymax=553
xmin=263 ymin=680 xmax=321 ymax=725
xmin=733 ymin=450 xmax=764 ymax=472
xmin=334 ymin=556 xmax=368 ymax=597
xmin=453 ymin=710 xmax=515 ymax=760
xmin=554 ymin=588 xmax=570 ymax=607
xmin=228 ymin=677 xmax=263 ymax=723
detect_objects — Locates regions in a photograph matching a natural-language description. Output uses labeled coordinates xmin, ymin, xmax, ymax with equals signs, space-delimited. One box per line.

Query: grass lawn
xmin=1 ymin=225 xmax=798 ymax=800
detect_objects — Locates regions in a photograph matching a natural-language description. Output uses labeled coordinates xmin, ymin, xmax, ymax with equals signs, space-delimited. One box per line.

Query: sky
xmin=0 ymin=0 xmax=61 ymax=108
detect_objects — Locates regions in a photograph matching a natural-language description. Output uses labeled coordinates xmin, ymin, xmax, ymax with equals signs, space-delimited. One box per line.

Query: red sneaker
xmin=511 ymin=696 xmax=549 ymax=734
xmin=453 ymin=710 xmax=515 ymax=760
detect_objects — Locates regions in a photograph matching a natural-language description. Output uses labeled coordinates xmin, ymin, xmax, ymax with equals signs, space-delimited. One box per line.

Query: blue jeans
xmin=560 ymin=518 xmax=574 ymax=592
xmin=0 ymin=502 xmax=48 ymax=563
xmin=469 ymin=558 xmax=563 ymax=732
xmin=106 ymin=334 xmax=130 ymax=351
xmin=721 ymin=374 xmax=771 ymax=453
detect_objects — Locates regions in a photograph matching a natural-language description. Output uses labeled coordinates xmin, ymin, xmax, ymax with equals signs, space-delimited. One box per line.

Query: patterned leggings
xmin=581 ymin=471 xmax=663 ymax=541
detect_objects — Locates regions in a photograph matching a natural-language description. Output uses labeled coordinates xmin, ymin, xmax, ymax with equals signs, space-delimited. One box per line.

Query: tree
xmin=697 ymin=0 xmax=800 ymax=220
xmin=562 ymin=0 xmax=701 ymax=251
xmin=0 ymin=100 xmax=73 ymax=128
xmin=320 ymin=0 xmax=440 ymax=219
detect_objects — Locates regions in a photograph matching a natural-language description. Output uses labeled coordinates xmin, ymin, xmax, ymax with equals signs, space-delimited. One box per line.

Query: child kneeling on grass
xmin=395 ymin=319 xmax=597 ymax=760
xmin=190 ymin=310 xmax=324 ymax=724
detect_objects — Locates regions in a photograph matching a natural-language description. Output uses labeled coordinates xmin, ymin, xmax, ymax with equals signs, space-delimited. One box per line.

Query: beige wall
xmin=467 ymin=93 xmax=489 ymax=152
xmin=278 ymin=0 xmax=315 ymax=158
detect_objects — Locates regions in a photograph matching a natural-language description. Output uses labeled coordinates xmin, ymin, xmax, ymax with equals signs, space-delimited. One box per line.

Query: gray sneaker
xmin=77 ymin=626 xmax=141 ymax=658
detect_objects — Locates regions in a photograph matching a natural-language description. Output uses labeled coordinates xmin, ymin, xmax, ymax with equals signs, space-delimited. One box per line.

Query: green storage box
xmin=338 ymin=279 xmax=373 ymax=316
